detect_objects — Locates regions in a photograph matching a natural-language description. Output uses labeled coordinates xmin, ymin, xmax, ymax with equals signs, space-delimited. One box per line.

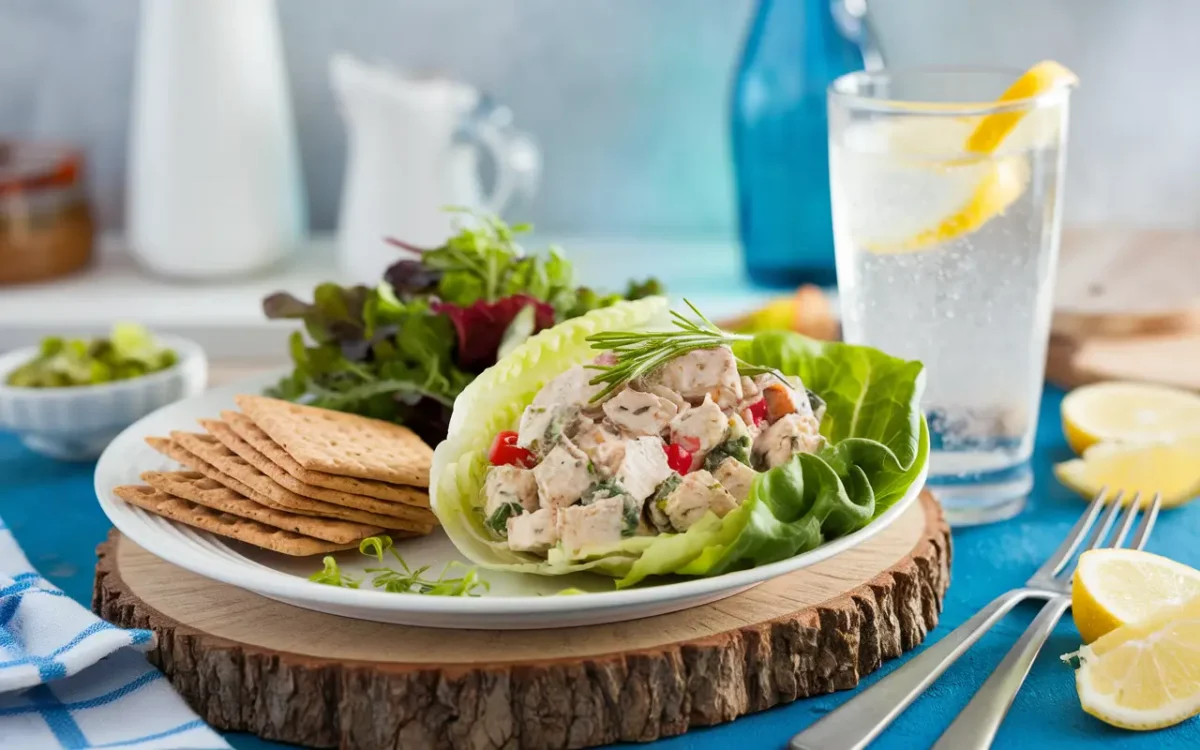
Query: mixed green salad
xmin=264 ymin=212 xmax=660 ymax=444
xmin=6 ymin=323 xmax=177 ymax=388
xmin=431 ymin=298 xmax=928 ymax=587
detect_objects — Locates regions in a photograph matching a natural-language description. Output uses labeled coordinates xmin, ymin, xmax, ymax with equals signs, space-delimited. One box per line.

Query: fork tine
xmin=1106 ymin=492 xmax=1142 ymax=549
xmin=1078 ymin=490 xmax=1125 ymax=555
xmin=1129 ymin=493 xmax=1163 ymax=550
xmin=1042 ymin=488 xmax=1109 ymax=579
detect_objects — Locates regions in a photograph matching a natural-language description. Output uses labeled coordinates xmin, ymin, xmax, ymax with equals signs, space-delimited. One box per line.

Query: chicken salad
xmin=431 ymin=297 xmax=928 ymax=588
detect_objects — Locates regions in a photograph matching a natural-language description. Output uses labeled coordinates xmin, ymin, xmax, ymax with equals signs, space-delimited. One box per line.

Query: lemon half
xmin=1054 ymin=437 xmax=1200 ymax=509
xmin=1061 ymin=381 xmax=1200 ymax=455
xmin=1072 ymin=549 xmax=1200 ymax=644
xmin=1071 ymin=595 xmax=1200 ymax=730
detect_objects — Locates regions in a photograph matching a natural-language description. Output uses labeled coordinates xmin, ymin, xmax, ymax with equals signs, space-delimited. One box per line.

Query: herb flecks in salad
xmin=310 ymin=535 xmax=489 ymax=597
xmin=482 ymin=317 xmax=827 ymax=560
xmin=430 ymin=299 xmax=928 ymax=589
xmin=264 ymin=211 xmax=661 ymax=445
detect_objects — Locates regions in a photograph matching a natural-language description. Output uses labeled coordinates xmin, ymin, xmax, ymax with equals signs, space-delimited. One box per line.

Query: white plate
xmin=95 ymin=373 xmax=926 ymax=630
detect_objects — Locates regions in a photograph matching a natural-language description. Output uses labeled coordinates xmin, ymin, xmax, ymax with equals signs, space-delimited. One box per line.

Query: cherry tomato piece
xmin=748 ymin=398 xmax=768 ymax=426
xmin=663 ymin=442 xmax=693 ymax=474
xmin=488 ymin=430 xmax=535 ymax=468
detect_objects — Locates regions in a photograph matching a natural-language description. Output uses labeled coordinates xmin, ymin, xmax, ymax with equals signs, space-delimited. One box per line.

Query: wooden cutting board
xmin=93 ymin=492 xmax=949 ymax=750
xmin=1047 ymin=228 xmax=1200 ymax=390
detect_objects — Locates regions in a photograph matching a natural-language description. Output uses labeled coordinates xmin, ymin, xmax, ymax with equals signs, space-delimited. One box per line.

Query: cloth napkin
xmin=0 ymin=517 xmax=229 ymax=749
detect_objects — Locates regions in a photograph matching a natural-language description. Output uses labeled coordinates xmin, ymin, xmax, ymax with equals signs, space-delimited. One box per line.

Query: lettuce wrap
xmin=429 ymin=297 xmax=928 ymax=588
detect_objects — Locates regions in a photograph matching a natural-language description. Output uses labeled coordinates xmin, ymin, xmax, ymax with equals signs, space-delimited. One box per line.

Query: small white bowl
xmin=0 ymin=335 xmax=207 ymax=461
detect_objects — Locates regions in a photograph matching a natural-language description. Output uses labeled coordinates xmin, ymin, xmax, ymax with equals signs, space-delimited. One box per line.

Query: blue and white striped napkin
xmin=0 ymin=517 xmax=229 ymax=749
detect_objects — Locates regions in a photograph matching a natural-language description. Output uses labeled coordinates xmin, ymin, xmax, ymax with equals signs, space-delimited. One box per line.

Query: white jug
xmin=127 ymin=0 xmax=306 ymax=279
xmin=331 ymin=55 xmax=540 ymax=282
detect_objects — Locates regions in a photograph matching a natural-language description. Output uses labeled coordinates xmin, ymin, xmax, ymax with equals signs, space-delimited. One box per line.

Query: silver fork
xmin=932 ymin=489 xmax=1161 ymax=749
xmin=790 ymin=488 xmax=1162 ymax=750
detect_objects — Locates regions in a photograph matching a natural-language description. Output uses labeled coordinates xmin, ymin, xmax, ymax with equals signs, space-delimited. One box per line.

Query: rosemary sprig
xmin=585 ymin=299 xmax=773 ymax=402
xmin=309 ymin=535 xmax=489 ymax=597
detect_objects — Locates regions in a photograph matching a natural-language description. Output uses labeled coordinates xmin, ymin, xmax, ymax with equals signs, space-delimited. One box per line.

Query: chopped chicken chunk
xmin=642 ymin=383 xmax=688 ymax=412
xmin=651 ymin=347 xmax=743 ymax=410
xmin=533 ymin=438 xmax=594 ymax=508
xmin=753 ymin=413 xmax=824 ymax=469
xmin=669 ymin=395 xmax=728 ymax=468
xmin=615 ymin=436 xmax=674 ymax=502
xmin=484 ymin=465 xmax=539 ymax=518
xmin=740 ymin=375 xmax=760 ymax=403
xmin=659 ymin=470 xmax=738 ymax=532
xmin=558 ymin=497 xmax=628 ymax=554
xmin=712 ymin=458 xmax=756 ymax=503
xmin=603 ymin=388 xmax=678 ymax=437
xmin=532 ymin=365 xmax=608 ymax=412
xmin=508 ymin=507 xmax=559 ymax=552
xmin=517 ymin=403 xmax=589 ymax=454
xmin=574 ymin=423 xmax=626 ymax=477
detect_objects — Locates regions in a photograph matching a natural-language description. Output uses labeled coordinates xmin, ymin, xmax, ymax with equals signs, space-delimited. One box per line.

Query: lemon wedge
xmin=1061 ymin=381 xmax=1200 ymax=455
xmin=1054 ymin=438 xmax=1200 ymax=509
xmin=965 ymin=60 xmax=1079 ymax=153
xmin=860 ymin=60 xmax=1076 ymax=254
xmin=1072 ymin=549 xmax=1200 ymax=643
xmin=1070 ymin=595 xmax=1200 ymax=730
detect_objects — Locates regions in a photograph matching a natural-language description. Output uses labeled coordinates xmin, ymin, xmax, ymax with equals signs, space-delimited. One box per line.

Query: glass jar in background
xmin=731 ymin=0 xmax=874 ymax=288
xmin=828 ymin=67 xmax=1074 ymax=525
xmin=0 ymin=143 xmax=95 ymax=284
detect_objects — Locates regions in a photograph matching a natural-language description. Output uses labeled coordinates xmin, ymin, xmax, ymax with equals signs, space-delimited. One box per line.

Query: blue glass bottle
xmin=732 ymin=0 xmax=869 ymax=288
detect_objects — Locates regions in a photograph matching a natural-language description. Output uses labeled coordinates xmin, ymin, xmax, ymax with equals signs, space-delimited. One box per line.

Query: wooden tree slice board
xmin=1053 ymin=228 xmax=1200 ymax=339
xmin=93 ymin=491 xmax=949 ymax=750
xmin=1046 ymin=332 xmax=1200 ymax=392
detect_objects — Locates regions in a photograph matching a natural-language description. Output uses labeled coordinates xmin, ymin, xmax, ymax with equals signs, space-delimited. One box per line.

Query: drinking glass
xmin=827 ymin=68 xmax=1073 ymax=525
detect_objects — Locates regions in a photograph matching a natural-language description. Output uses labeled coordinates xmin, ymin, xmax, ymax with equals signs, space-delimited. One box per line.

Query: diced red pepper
xmin=748 ymin=398 xmax=768 ymax=426
xmin=488 ymin=430 xmax=535 ymax=468
xmin=663 ymin=442 xmax=693 ymax=474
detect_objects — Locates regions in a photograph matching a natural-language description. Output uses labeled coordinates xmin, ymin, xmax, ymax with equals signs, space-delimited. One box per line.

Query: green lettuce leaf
xmin=430 ymin=303 xmax=928 ymax=587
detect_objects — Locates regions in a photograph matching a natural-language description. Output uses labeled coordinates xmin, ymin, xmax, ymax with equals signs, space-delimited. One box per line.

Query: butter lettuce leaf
xmin=430 ymin=303 xmax=928 ymax=587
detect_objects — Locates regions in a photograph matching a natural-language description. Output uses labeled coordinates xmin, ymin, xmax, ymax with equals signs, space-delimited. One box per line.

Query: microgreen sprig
xmin=309 ymin=535 xmax=489 ymax=597
xmin=585 ymin=299 xmax=775 ymax=402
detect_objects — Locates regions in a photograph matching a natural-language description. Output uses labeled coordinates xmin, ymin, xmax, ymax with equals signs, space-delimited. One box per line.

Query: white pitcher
xmin=331 ymin=55 xmax=540 ymax=282
xmin=127 ymin=0 xmax=306 ymax=279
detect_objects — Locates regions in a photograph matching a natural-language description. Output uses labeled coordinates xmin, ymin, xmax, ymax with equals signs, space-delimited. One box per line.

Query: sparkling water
xmin=831 ymin=114 xmax=1069 ymax=520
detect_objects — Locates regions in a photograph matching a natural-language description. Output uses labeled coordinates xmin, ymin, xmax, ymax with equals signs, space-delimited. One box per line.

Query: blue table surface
xmin=1 ymin=386 xmax=1197 ymax=750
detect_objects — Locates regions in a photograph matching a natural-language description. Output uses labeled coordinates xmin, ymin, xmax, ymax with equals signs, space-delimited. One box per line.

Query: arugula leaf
xmin=310 ymin=535 xmax=490 ymax=597
xmin=264 ymin=210 xmax=662 ymax=444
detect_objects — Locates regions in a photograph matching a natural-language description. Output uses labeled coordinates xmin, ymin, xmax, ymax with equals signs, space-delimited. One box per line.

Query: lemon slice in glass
xmin=856 ymin=60 xmax=1077 ymax=254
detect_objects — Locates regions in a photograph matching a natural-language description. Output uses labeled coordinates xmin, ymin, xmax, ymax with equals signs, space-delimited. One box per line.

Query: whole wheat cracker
xmin=146 ymin=436 xmax=262 ymax=499
xmin=113 ymin=484 xmax=354 ymax=556
xmin=202 ymin=418 xmax=430 ymax=514
xmin=167 ymin=431 xmax=437 ymax=531
xmin=236 ymin=395 xmax=431 ymax=486
xmin=221 ymin=410 xmax=428 ymax=505
xmin=145 ymin=436 xmax=431 ymax=531
xmin=140 ymin=470 xmax=381 ymax=544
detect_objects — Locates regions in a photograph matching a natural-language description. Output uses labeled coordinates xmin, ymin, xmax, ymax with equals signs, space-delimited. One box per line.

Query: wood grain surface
xmin=93 ymin=491 xmax=950 ymax=750
xmin=1054 ymin=228 xmax=1200 ymax=338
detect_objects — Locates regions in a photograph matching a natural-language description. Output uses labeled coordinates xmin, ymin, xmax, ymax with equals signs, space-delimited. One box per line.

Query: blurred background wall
xmin=2 ymin=0 xmax=1198 ymax=238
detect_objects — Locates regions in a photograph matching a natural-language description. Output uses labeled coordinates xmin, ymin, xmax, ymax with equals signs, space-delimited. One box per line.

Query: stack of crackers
xmin=114 ymin=395 xmax=438 ymax=556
